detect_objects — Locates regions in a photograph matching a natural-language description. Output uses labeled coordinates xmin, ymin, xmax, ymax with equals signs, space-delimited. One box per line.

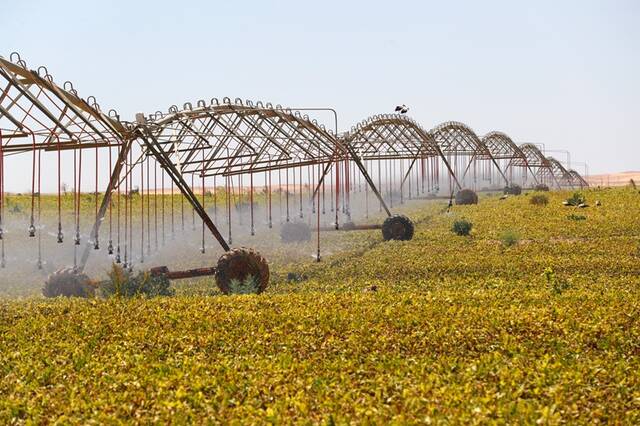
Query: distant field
xmin=1 ymin=187 xmax=639 ymax=423
xmin=587 ymin=171 xmax=640 ymax=187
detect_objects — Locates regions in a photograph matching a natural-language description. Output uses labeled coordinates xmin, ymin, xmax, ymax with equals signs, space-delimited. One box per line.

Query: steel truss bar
xmin=140 ymin=129 xmax=231 ymax=252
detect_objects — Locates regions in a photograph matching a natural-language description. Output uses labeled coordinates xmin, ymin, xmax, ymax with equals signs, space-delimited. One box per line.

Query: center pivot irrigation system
xmin=0 ymin=53 xmax=588 ymax=295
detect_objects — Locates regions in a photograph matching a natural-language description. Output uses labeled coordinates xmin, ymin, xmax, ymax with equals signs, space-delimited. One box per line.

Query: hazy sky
xmin=2 ymin=0 xmax=639 ymax=179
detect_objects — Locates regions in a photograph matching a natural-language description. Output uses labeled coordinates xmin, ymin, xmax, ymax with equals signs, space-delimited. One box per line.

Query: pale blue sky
xmin=2 ymin=0 xmax=639 ymax=178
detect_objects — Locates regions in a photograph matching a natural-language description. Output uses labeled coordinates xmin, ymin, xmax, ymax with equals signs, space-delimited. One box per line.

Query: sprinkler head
xmin=37 ymin=259 xmax=42 ymax=270
xmin=57 ymin=231 xmax=64 ymax=243
xmin=107 ymin=241 xmax=114 ymax=255
xmin=0 ymin=228 xmax=3 ymax=240
xmin=28 ymin=224 xmax=36 ymax=237
xmin=94 ymin=239 xmax=100 ymax=250
xmin=200 ymin=246 xmax=205 ymax=254
xmin=115 ymin=248 xmax=121 ymax=264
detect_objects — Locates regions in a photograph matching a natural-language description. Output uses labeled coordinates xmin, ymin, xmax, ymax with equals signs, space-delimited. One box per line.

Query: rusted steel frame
xmin=0 ymin=132 xmax=29 ymax=141
xmin=486 ymin=153 xmax=511 ymax=185
xmin=0 ymin=104 xmax=26 ymax=130
xmin=433 ymin=124 xmax=485 ymax=155
xmin=310 ymin=160 xmax=335 ymax=202
xmin=0 ymin=80 xmax=15 ymax=105
xmin=359 ymin=153 xmax=426 ymax=161
xmin=320 ymin=223 xmax=382 ymax=232
xmin=154 ymin=120 xmax=192 ymax=167
xmin=460 ymin=153 xmax=479 ymax=181
xmin=396 ymin=124 xmax=437 ymax=156
xmin=41 ymin=105 xmax=72 ymax=145
xmin=1 ymin=67 xmax=93 ymax=147
xmin=2 ymin=80 xmax=53 ymax=138
xmin=238 ymin=113 xmax=289 ymax=172
xmin=503 ymin=157 xmax=540 ymax=185
xmin=0 ymin=66 xmax=76 ymax=140
xmin=174 ymin=115 xmax=219 ymax=167
xmin=141 ymin=130 xmax=230 ymax=251
xmin=78 ymin=137 xmax=134 ymax=271
xmin=150 ymin=265 xmax=216 ymax=280
xmin=207 ymin=111 xmax=260 ymax=155
xmin=29 ymin=71 xmax=110 ymax=142
xmin=214 ymin=113 xmax=267 ymax=174
xmin=569 ymin=170 xmax=588 ymax=188
xmin=0 ymin=57 xmax=126 ymax=135
xmin=241 ymin=111 xmax=313 ymax=160
xmin=374 ymin=123 xmax=416 ymax=156
xmin=467 ymin=132 xmax=510 ymax=186
xmin=203 ymin=157 xmax=327 ymax=177
xmin=223 ymin=105 xmax=300 ymax=160
xmin=265 ymin=117 xmax=319 ymax=162
xmin=256 ymin=121 xmax=312 ymax=166
xmin=434 ymin=145 xmax=461 ymax=191
xmin=344 ymin=142 xmax=392 ymax=217
xmin=362 ymin=124 xmax=403 ymax=155
xmin=349 ymin=130 xmax=382 ymax=155
xmin=179 ymin=153 xmax=255 ymax=168
xmin=189 ymin=113 xmax=250 ymax=170
xmin=406 ymin=125 xmax=461 ymax=190
xmin=354 ymin=124 xmax=402 ymax=156
xmin=536 ymin=165 xmax=562 ymax=189
xmin=511 ymin=145 xmax=540 ymax=185
xmin=384 ymin=121 xmax=428 ymax=155
xmin=548 ymin=158 xmax=574 ymax=188
xmin=1 ymin=140 xmax=120 ymax=154
xmin=399 ymin=155 xmax=420 ymax=188
xmin=270 ymin=111 xmax=331 ymax=159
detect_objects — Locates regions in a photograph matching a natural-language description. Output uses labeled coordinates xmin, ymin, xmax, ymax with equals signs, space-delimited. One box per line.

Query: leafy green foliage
xmin=567 ymin=213 xmax=587 ymax=221
xmin=451 ymin=219 xmax=473 ymax=236
xmin=0 ymin=188 xmax=639 ymax=423
xmin=529 ymin=194 xmax=549 ymax=206
xmin=100 ymin=264 xmax=175 ymax=298
xmin=499 ymin=230 xmax=520 ymax=247
xmin=543 ymin=267 xmax=572 ymax=294
xmin=566 ymin=192 xmax=587 ymax=206
xmin=227 ymin=274 xmax=260 ymax=295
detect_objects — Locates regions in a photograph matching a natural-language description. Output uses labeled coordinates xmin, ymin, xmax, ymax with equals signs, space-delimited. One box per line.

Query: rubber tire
xmin=382 ymin=214 xmax=415 ymax=241
xmin=215 ymin=247 xmax=269 ymax=294
xmin=280 ymin=221 xmax=311 ymax=243
xmin=43 ymin=268 xmax=95 ymax=298
xmin=455 ymin=189 xmax=479 ymax=205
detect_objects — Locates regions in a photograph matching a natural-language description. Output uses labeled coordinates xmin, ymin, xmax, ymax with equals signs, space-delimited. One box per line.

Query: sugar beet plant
xmin=452 ymin=219 xmax=473 ymax=236
xmin=101 ymin=264 xmax=175 ymax=298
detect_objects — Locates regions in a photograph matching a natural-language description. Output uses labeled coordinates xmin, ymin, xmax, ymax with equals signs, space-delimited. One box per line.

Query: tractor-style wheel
xmin=43 ymin=268 xmax=95 ymax=298
xmin=455 ymin=189 xmax=479 ymax=205
xmin=280 ymin=221 xmax=311 ymax=243
xmin=215 ymin=248 xmax=269 ymax=294
xmin=382 ymin=214 xmax=415 ymax=241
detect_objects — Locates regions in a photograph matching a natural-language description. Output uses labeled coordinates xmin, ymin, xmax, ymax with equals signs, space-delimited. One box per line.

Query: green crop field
xmin=1 ymin=187 xmax=639 ymax=424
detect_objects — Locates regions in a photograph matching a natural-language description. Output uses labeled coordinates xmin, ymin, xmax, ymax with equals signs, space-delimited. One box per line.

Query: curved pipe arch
xmin=430 ymin=121 xmax=510 ymax=186
xmin=343 ymin=114 xmax=461 ymax=190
